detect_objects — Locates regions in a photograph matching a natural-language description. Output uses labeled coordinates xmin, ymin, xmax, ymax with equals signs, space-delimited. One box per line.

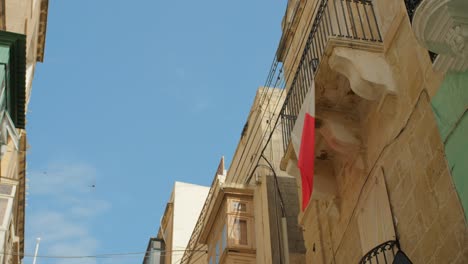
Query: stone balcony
xmin=278 ymin=0 xmax=399 ymax=204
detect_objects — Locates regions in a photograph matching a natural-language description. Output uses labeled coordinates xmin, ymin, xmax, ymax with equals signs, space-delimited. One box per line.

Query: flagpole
xmin=32 ymin=237 xmax=41 ymax=264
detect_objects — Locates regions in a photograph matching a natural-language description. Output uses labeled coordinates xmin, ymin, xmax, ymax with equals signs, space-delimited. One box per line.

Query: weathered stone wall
xmin=226 ymin=87 xmax=285 ymax=185
xmin=265 ymin=175 xmax=306 ymax=264
xmin=383 ymin=95 xmax=467 ymax=263
xmin=292 ymin=1 xmax=467 ymax=264
xmin=303 ymin=94 xmax=467 ymax=264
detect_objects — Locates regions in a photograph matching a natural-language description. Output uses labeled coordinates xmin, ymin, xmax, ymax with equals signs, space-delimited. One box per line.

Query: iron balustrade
xmin=360 ymin=240 xmax=398 ymax=264
xmin=280 ymin=0 xmax=382 ymax=152
xmin=359 ymin=240 xmax=413 ymax=264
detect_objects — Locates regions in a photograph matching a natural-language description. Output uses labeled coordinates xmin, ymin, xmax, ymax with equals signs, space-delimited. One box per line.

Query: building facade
xmin=143 ymin=237 xmax=165 ymax=264
xmin=276 ymin=0 xmax=467 ymax=263
xmin=0 ymin=0 xmax=48 ymax=263
xmin=156 ymin=181 xmax=209 ymax=264
xmin=156 ymin=0 xmax=467 ymax=263
xmin=410 ymin=0 xmax=468 ymax=223
xmin=180 ymin=89 xmax=306 ymax=264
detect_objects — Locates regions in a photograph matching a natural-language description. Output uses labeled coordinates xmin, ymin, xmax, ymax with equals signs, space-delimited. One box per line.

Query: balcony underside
xmin=281 ymin=36 xmax=399 ymax=203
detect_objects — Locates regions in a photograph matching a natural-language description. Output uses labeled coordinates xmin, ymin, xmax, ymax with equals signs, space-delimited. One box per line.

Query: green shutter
xmin=0 ymin=30 xmax=26 ymax=129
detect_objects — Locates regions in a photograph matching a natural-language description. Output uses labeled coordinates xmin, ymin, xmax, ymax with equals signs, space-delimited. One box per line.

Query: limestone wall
xmin=293 ymin=0 xmax=467 ymax=263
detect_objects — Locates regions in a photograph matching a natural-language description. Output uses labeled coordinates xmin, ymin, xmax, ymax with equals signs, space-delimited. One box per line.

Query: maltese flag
xmin=291 ymin=83 xmax=315 ymax=211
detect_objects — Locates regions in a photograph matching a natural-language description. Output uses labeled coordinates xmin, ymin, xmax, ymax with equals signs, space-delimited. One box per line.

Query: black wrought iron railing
xmin=280 ymin=0 xmax=382 ymax=152
xmin=359 ymin=240 xmax=400 ymax=264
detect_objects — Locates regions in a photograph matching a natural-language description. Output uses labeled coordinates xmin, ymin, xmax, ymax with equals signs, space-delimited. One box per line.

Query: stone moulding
xmin=413 ymin=0 xmax=468 ymax=72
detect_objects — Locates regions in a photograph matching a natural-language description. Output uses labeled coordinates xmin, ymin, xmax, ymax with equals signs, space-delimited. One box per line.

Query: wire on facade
xmin=229 ymin=2 xmax=311 ymax=183
xmin=0 ymin=248 xmax=209 ymax=259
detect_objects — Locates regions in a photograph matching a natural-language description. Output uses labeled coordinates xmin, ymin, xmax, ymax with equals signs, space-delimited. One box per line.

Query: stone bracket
xmin=328 ymin=47 xmax=397 ymax=101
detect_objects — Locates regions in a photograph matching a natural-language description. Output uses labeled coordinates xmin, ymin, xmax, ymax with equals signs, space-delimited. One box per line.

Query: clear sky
xmin=25 ymin=1 xmax=285 ymax=264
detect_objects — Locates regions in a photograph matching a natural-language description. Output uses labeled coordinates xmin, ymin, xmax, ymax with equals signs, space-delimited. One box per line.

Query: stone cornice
xmin=36 ymin=0 xmax=49 ymax=62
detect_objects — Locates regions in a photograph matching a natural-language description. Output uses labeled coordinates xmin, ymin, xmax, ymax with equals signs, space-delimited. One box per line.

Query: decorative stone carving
xmin=413 ymin=0 xmax=468 ymax=72
xmin=446 ymin=25 xmax=468 ymax=57
xmin=328 ymin=47 xmax=397 ymax=101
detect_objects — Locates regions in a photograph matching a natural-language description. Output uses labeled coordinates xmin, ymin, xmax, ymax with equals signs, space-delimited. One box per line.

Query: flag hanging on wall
xmin=291 ymin=83 xmax=315 ymax=211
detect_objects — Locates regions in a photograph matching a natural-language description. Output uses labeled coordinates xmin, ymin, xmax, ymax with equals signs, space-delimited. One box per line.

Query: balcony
xmin=279 ymin=0 xmax=383 ymax=155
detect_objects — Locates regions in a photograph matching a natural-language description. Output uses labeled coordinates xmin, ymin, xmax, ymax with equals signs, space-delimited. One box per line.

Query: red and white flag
xmin=291 ymin=83 xmax=315 ymax=211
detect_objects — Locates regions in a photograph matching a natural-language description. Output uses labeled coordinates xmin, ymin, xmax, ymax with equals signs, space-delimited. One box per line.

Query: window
xmin=232 ymin=218 xmax=248 ymax=245
xmin=215 ymin=239 xmax=220 ymax=263
xmin=226 ymin=197 xmax=254 ymax=248
xmin=221 ymin=225 xmax=226 ymax=251
xmin=0 ymin=198 xmax=8 ymax=222
xmin=231 ymin=201 xmax=247 ymax=212
xmin=0 ymin=185 xmax=12 ymax=196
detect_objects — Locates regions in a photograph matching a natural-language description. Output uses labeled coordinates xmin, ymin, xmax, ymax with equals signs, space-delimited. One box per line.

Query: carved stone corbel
xmin=328 ymin=47 xmax=397 ymax=101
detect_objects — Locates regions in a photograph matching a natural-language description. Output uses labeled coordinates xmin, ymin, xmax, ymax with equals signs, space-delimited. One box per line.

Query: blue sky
xmin=25 ymin=1 xmax=285 ymax=264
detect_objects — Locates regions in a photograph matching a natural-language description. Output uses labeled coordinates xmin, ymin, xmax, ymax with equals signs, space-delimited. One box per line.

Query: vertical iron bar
xmin=293 ymin=80 xmax=299 ymax=117
xmin=312 ymin=37 xmax=319 ymax=73
xmin=355 ymin=0 xmax=367 ymax=40
xmin=295 ymin=65 xmax=303 ymax=108
xmin=299 ymin=64 xmax=307 ymax=104
xmin=290 ymin=82 xmax=296 ymax=119
xmin=304 ymin=50 xmax=313 ymax=89
xmin=281 ymin=115 xmax=286 ymax=152
xmin=363 ymin=2 xmax=375 ymax=41
xmin=346 ymin=0 xmax=358 ymax=38
xmin=370 ymin=1 xmax=382 ymax=41
xmin=316 ymin=19 xmax=324 ymax=61
xmin=284 ymin=112 xmax=291 ymax=151
xmin=325 ymin=0 xmax=334 ymax=36
xmin=284 ymin=115 xmax=288 ymax=152
xmin=320 ymin=11 xmax=328 ymax=51
xmin=322 ymin=0 xmax=330 ymax=36
xmin=340 ymin=0 xmax=350 ymax=37
xmin=317 ymin=1 xmax=325 ymax=53
xmin=382 ymin=249 xmax=388 ymax=264
xmin=303 ymin=51 xmax=310 ymax=94
xmin=295 ymin=78 xmax=300 ymax=117
xmin=333 ymin=0 xmax=342 ymax=36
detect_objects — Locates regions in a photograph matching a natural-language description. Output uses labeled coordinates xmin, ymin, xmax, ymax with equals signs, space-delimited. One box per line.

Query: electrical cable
xmin=249 ymin=155 xmax=287 ymax=263
xmin=332 ymin=89 xmax=431 ymax=257
xmin=0 ymin=248 xmax=208 ymax=259
xmin=182 ymin=2 xmax=313 ymax=263
xmin=229 ymin=1 xmax=309 ymax=183
xmin=235 ymin=0 xmax=322 ymax=185
xmin=243 ymin=0 xmax=328 ymax=186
